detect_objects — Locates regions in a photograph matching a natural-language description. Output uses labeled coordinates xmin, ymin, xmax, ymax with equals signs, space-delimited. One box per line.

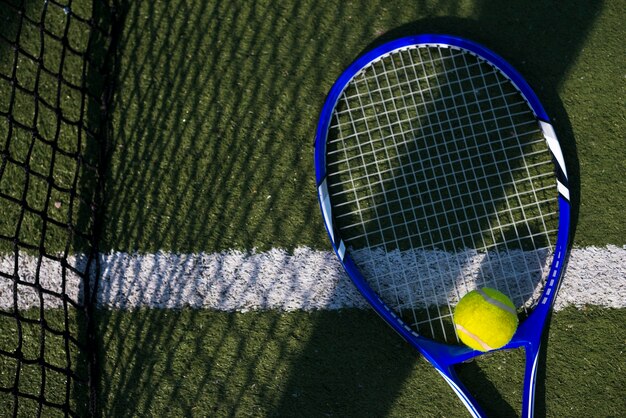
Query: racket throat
xmin=436 ymin=367 xmax=487 ymax=418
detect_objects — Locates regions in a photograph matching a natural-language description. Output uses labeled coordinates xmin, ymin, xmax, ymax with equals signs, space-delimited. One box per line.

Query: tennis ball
xmin=453 ymin=288 xmax=518 ymax=352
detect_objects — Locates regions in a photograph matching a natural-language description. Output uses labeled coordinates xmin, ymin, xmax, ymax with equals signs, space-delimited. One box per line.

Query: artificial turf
xmin=93 ymin=306 xmax=625 ymax=417
xmin=102 ymin=0 xmax=625 ymax=253
xmin=0 ymin=0 xmax=624 ymax=416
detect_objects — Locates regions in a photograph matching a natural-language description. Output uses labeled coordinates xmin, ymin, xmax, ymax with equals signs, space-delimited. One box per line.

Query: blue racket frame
xmin=314 ymin=35 xmax=571 ymax=418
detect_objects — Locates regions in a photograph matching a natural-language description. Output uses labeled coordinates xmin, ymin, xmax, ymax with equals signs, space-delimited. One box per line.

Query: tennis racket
xmin=314 ymin=35 xmax=570 ymax=417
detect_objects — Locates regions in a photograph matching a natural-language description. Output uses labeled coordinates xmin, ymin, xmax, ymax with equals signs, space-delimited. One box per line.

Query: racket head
xmin=314 ymin=34 xmax=571 ymax=356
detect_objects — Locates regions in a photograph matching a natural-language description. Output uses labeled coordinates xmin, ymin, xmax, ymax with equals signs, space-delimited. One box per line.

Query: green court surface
xmin=1 ymin=0 xmax=624 ymax=416
xmin=102 ymin=0 xmax=624 ymax=253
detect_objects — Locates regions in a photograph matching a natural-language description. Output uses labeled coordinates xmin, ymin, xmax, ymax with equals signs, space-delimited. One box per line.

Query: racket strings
xmin=366 ymin=58 xmax=443 ymax=333
xmin=452 ymin=51 xmax=552 ymax=310
xmin=408 ymin=47 xmax=503 ymax=336
xmin=326 ymin=45 xmax=558 ymax=342
xmin=330 ymin=155 xmax=554 ymax=215
xmin=455 ymin=51 xmax=558 ymax=302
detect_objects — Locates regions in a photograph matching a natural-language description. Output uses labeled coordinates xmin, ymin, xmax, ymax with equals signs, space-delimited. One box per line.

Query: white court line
xmin=0 ymin=246 xmax=625 ymax=311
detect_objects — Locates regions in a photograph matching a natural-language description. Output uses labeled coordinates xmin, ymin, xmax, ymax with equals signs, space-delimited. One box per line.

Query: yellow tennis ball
xmin=453 ymin=288 xmax=519 ymax=352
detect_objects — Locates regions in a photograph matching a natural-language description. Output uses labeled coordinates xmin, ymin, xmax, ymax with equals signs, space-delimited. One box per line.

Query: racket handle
xmin=521 ymin=343 xmax=541 ymax=418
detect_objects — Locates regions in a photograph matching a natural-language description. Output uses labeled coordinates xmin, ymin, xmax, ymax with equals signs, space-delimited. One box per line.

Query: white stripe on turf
xmin=0 ymin=246 xmax=625 ymax=311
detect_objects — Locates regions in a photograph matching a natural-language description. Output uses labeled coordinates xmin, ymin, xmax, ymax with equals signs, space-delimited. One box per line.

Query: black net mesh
xmin=0 ymin=0 xmax=115 ymax=415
